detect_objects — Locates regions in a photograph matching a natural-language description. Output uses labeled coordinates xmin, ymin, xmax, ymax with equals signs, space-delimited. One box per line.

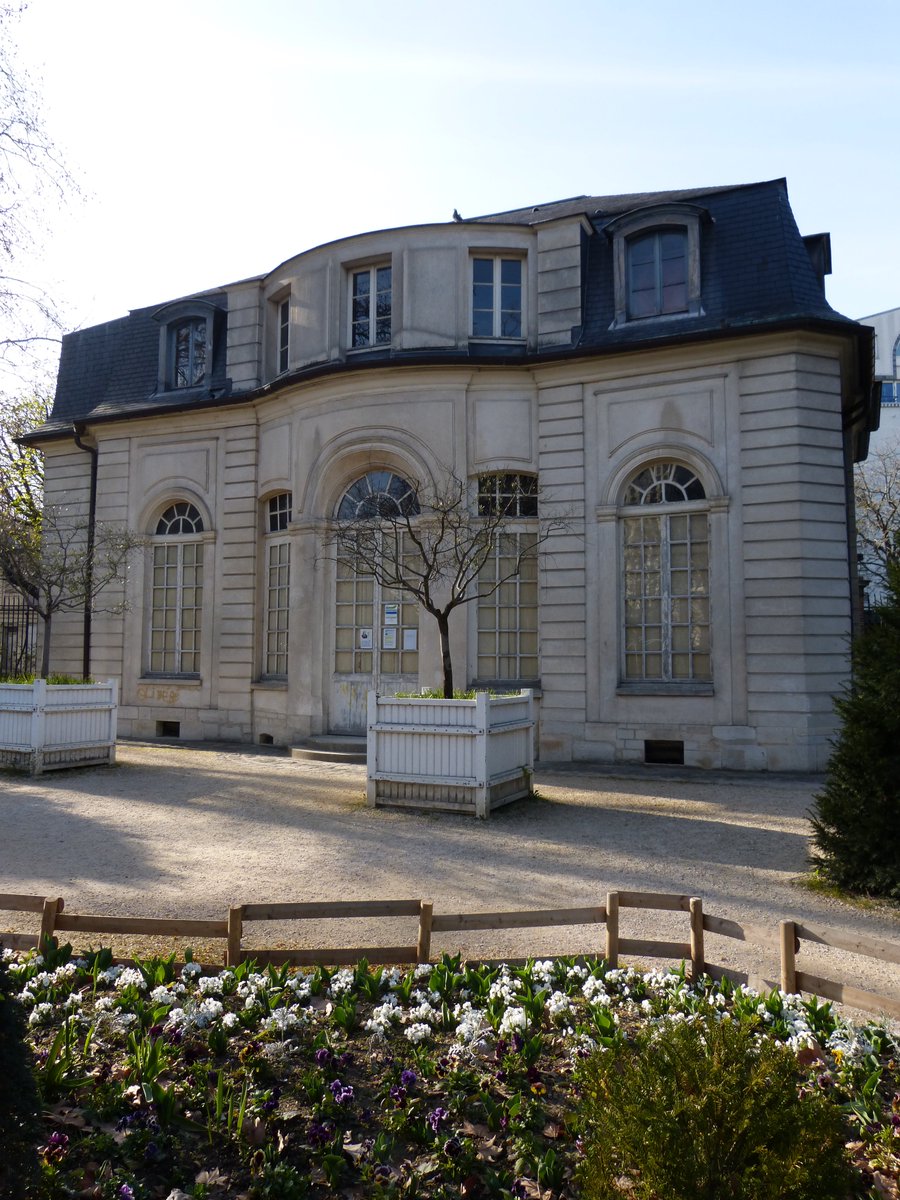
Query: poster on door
xmin=382 ymin=628 xmax=397 ymax=649
xmin=383 ymin=602 xmax=399 ymax=626
xmin=359 ymin=628 xmax=373 ymax=650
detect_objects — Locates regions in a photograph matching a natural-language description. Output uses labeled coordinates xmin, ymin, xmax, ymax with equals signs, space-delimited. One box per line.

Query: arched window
xmin=337 ymin=470 xmax=419 ymax=520
xmin=148 ymin=502 xmax=204 ymax=676
xmin=621 ymin=462 xmax=710 ymax=683
xmin=334 ymin=471 xmax=419 ymax=677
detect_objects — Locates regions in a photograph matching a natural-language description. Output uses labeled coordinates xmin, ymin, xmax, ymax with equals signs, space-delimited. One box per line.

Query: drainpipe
xmin=72 ymin=424 xmax=98 ymax=680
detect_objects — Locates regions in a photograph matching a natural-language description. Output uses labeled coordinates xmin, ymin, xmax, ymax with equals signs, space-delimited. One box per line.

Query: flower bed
xmin=7 ymin=946 xmax=900 ymax=1198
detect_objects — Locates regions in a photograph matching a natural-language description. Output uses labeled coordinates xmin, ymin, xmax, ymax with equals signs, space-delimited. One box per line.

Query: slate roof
xmin=31 ymin=178 xmax=868 ymax=440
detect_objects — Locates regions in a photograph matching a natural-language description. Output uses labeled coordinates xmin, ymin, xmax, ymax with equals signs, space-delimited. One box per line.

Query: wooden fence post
xmin=689 ymin=896 xmax=704 ymax=981
xmin=605 ymin=891 xmax=619 ymax=968
xmin=780 ymin=919 xmax=797 ymax=993
xmin=226 ymin=906 xmax=243 ymax=967
xmin=39 ymin=896 xmax=62 ymax=951
xmin=417 ymin=899 xmax=433 ymax=964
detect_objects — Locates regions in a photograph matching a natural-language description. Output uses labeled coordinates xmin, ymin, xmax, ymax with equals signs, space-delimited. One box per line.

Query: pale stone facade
xmin=29 ymin=182 xmax=877 ymax=770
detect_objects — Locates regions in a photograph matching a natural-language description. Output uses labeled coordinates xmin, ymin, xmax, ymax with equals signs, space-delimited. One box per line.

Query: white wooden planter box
xmin=0 ymin=680 xmax=118 ymax=774
xmin=366 ymin=690 xmax=534 ymax=817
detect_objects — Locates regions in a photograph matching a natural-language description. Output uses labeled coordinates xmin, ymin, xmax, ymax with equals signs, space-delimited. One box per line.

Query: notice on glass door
xmin=359 ymin=628 xmax=373 ymax=650
xmin=383 ymin=603 xmax=399 ymax=626
xmin=402 ymin=628 xmax=417 ymax=651
xmin=382 ymin=628 xmax=397 ymax=649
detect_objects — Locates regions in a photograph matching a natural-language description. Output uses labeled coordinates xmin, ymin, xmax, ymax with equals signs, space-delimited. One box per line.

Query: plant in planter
xmin=327 ymin=469 xmax=565 ymax=814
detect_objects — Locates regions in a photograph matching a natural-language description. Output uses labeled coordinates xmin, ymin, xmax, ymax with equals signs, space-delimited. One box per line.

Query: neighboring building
xmin=0 ymin=581 xmax=36 ymax=676
xmin=24 ymin=179 xmax=877 ymax=770
xmin=857 ymin=305 xmax=900 ymax=443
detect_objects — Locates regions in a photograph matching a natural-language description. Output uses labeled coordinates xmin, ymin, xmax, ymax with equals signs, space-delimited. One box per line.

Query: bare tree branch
xmin=855 ymin=437 xmax=900 ymax=597
xmin=326 ymin=470 xmax=567 ymax=697
xmin=0 ymin=4 xmax=79 ymax=369
xmin=0 ymin=503 xmax=143 ymax=676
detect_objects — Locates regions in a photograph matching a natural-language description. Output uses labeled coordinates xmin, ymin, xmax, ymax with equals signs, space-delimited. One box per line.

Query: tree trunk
xmin=39 ymin=612 xmax=51 ymax=679
xmin=436 ymin=610 xmax=453 ymax=698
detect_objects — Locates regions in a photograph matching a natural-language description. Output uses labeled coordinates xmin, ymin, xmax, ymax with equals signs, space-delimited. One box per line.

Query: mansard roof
xmin=32 ymin=178 xmax=871 ymax=440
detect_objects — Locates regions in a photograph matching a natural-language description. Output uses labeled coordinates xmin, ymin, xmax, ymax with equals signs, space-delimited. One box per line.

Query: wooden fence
xmin=2 ymin=890 xmax=898 ymax=1021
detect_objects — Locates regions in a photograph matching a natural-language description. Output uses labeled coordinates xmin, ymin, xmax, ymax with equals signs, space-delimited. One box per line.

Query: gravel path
xmin=1 ymin=741 xmax=898 ymax=1023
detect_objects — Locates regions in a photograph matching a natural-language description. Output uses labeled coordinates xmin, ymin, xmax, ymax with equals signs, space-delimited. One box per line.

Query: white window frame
xmin=470 ymin=255 xmax=525 ymax=340
xmin=349 ymin=263 xmax=392 ymax=349
xmin=618 ymin=463 xmax=711 ymax=688
xmin=147 ymin=503 xmax=205 ymax=677
xmin=277 ymin=295 xmax=290 ymax=374
xmin=474 ymin=473 xmax=539 ymax=684
xmin=262 ymin=493 xmax=292 ymax=679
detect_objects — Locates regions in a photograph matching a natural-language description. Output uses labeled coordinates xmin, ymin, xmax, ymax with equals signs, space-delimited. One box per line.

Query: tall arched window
xmin=620 ymin=462 xmax=710 ymax=682
xmin=148 ymin=502 xmax=204 ymax=675
xmin=334 ymin=471 xmax=420 ymax=677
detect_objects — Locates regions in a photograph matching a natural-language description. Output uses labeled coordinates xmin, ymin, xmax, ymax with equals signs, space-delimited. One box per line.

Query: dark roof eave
xmin=22 ymin=312 xmax=871 ymax=443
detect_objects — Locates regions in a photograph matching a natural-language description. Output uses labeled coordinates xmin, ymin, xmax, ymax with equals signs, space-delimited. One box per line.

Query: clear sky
xmin=11 ymin=0 xmax=900 ymax=346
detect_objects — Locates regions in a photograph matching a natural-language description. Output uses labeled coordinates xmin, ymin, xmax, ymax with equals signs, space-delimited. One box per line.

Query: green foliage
xmin=575 ymin=1015 xmax=853 ymax=1200
xmin=0 ymin=673 xmax=93 ymax=684
xmin=0 ymin=958 xmax=41 ymax=1199
xmin=809 ymin=562 xmax=900 ymax=899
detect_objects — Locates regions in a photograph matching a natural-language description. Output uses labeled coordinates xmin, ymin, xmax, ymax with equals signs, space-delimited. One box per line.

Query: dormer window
xmin=153 ymin=297 xmax=224 ymax=394
xmin=606 ymin=203 xmax=706 ymax=327
xmin=173 ymin=318 xmax=207 ymax=388
xmin=471 ymin=256 xmax=523 ymax=338
xmin=351 ymin=264 xmax=392 ymax=349
xmin=627 ymin=229 xmax=688 ymax=319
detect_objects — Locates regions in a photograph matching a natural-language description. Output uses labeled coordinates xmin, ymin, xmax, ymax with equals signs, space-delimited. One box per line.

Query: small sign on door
xmin=383 ymin=603 xmax=399 ymax=626
xmin=359 ymin=628 xmax=373 ymax=650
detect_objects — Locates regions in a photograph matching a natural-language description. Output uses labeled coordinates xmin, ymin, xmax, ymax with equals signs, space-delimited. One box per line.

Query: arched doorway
xmin=329 ymin=470 xmax=422 ymax=733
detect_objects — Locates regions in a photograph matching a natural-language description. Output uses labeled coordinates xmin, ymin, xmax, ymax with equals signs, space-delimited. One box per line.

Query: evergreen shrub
xmin=809 ymin=563 xmax=900 ymax=899
xmin=575 ymin=1015 xmax=853 ymax=1200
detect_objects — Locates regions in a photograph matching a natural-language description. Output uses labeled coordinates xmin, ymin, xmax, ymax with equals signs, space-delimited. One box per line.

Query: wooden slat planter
xmin=366 ymin=690 xmax=534 ymax=817
xmin=0 ymin=680 xmax=117 ymax=774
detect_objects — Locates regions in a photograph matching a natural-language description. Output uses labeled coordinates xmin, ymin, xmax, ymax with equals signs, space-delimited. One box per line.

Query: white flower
xmin=181 ymin=962 xmax=202 ymax=982
xmin=404 ymin=1022 xmax=432 ymax=1044
xmin=329 ymin=968 xmax=355 ymax=997
xmin=150 ymin=985 xmax=173 ymax=1004
xmin=499 ymin=1006 xmax=528 ymax=1036
xmin=263 ymin=1006 xmax=305 ymax=1035
xmin=98 ymin=965 xmax=125 ymax=986
xmin=222 ymin=1012 xmax=239 ymax=1029
xmin=414 ymin=964 xmax=433 ymax=980
xmin=95 ymin=996 xmax=116 ymax=1011
xmin=28 ymin=1002 xmax=54 ymax=1027
xmin=198 ymin=975 xmax=224 ymax=996
xmin=582 ymin=976 xmax=609 ymax=1004
xmin=197 ymin=998 xmax=224 ymax=1023
xmin=115 ymin=967 xmax=148 ymax=991
xmin=546 ymin=991 xmax=571 ymax=1018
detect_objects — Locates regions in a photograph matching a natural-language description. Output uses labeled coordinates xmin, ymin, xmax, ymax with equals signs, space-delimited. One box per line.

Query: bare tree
xmin=0 ymin=4 xmax=77 ymax=369
xmin=0 ymin=503 xmax=142 ymax=677
xmin=855 ymin=437 xmax=900 ymax=599
xmin=327 ymin=471 xmax=565 ymax=698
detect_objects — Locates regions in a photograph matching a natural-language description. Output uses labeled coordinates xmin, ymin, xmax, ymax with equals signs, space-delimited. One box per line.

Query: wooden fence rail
xmin=1 ymin=890 xmax=897 ymax=1021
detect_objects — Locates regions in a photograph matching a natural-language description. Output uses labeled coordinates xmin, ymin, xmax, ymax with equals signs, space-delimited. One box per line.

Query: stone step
xmin=291 ymin=735 xmax=367 ymax=765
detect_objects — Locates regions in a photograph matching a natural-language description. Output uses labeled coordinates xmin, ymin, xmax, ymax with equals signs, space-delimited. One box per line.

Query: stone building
xmin=25 ymin=179 xmax=877 ymax=770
